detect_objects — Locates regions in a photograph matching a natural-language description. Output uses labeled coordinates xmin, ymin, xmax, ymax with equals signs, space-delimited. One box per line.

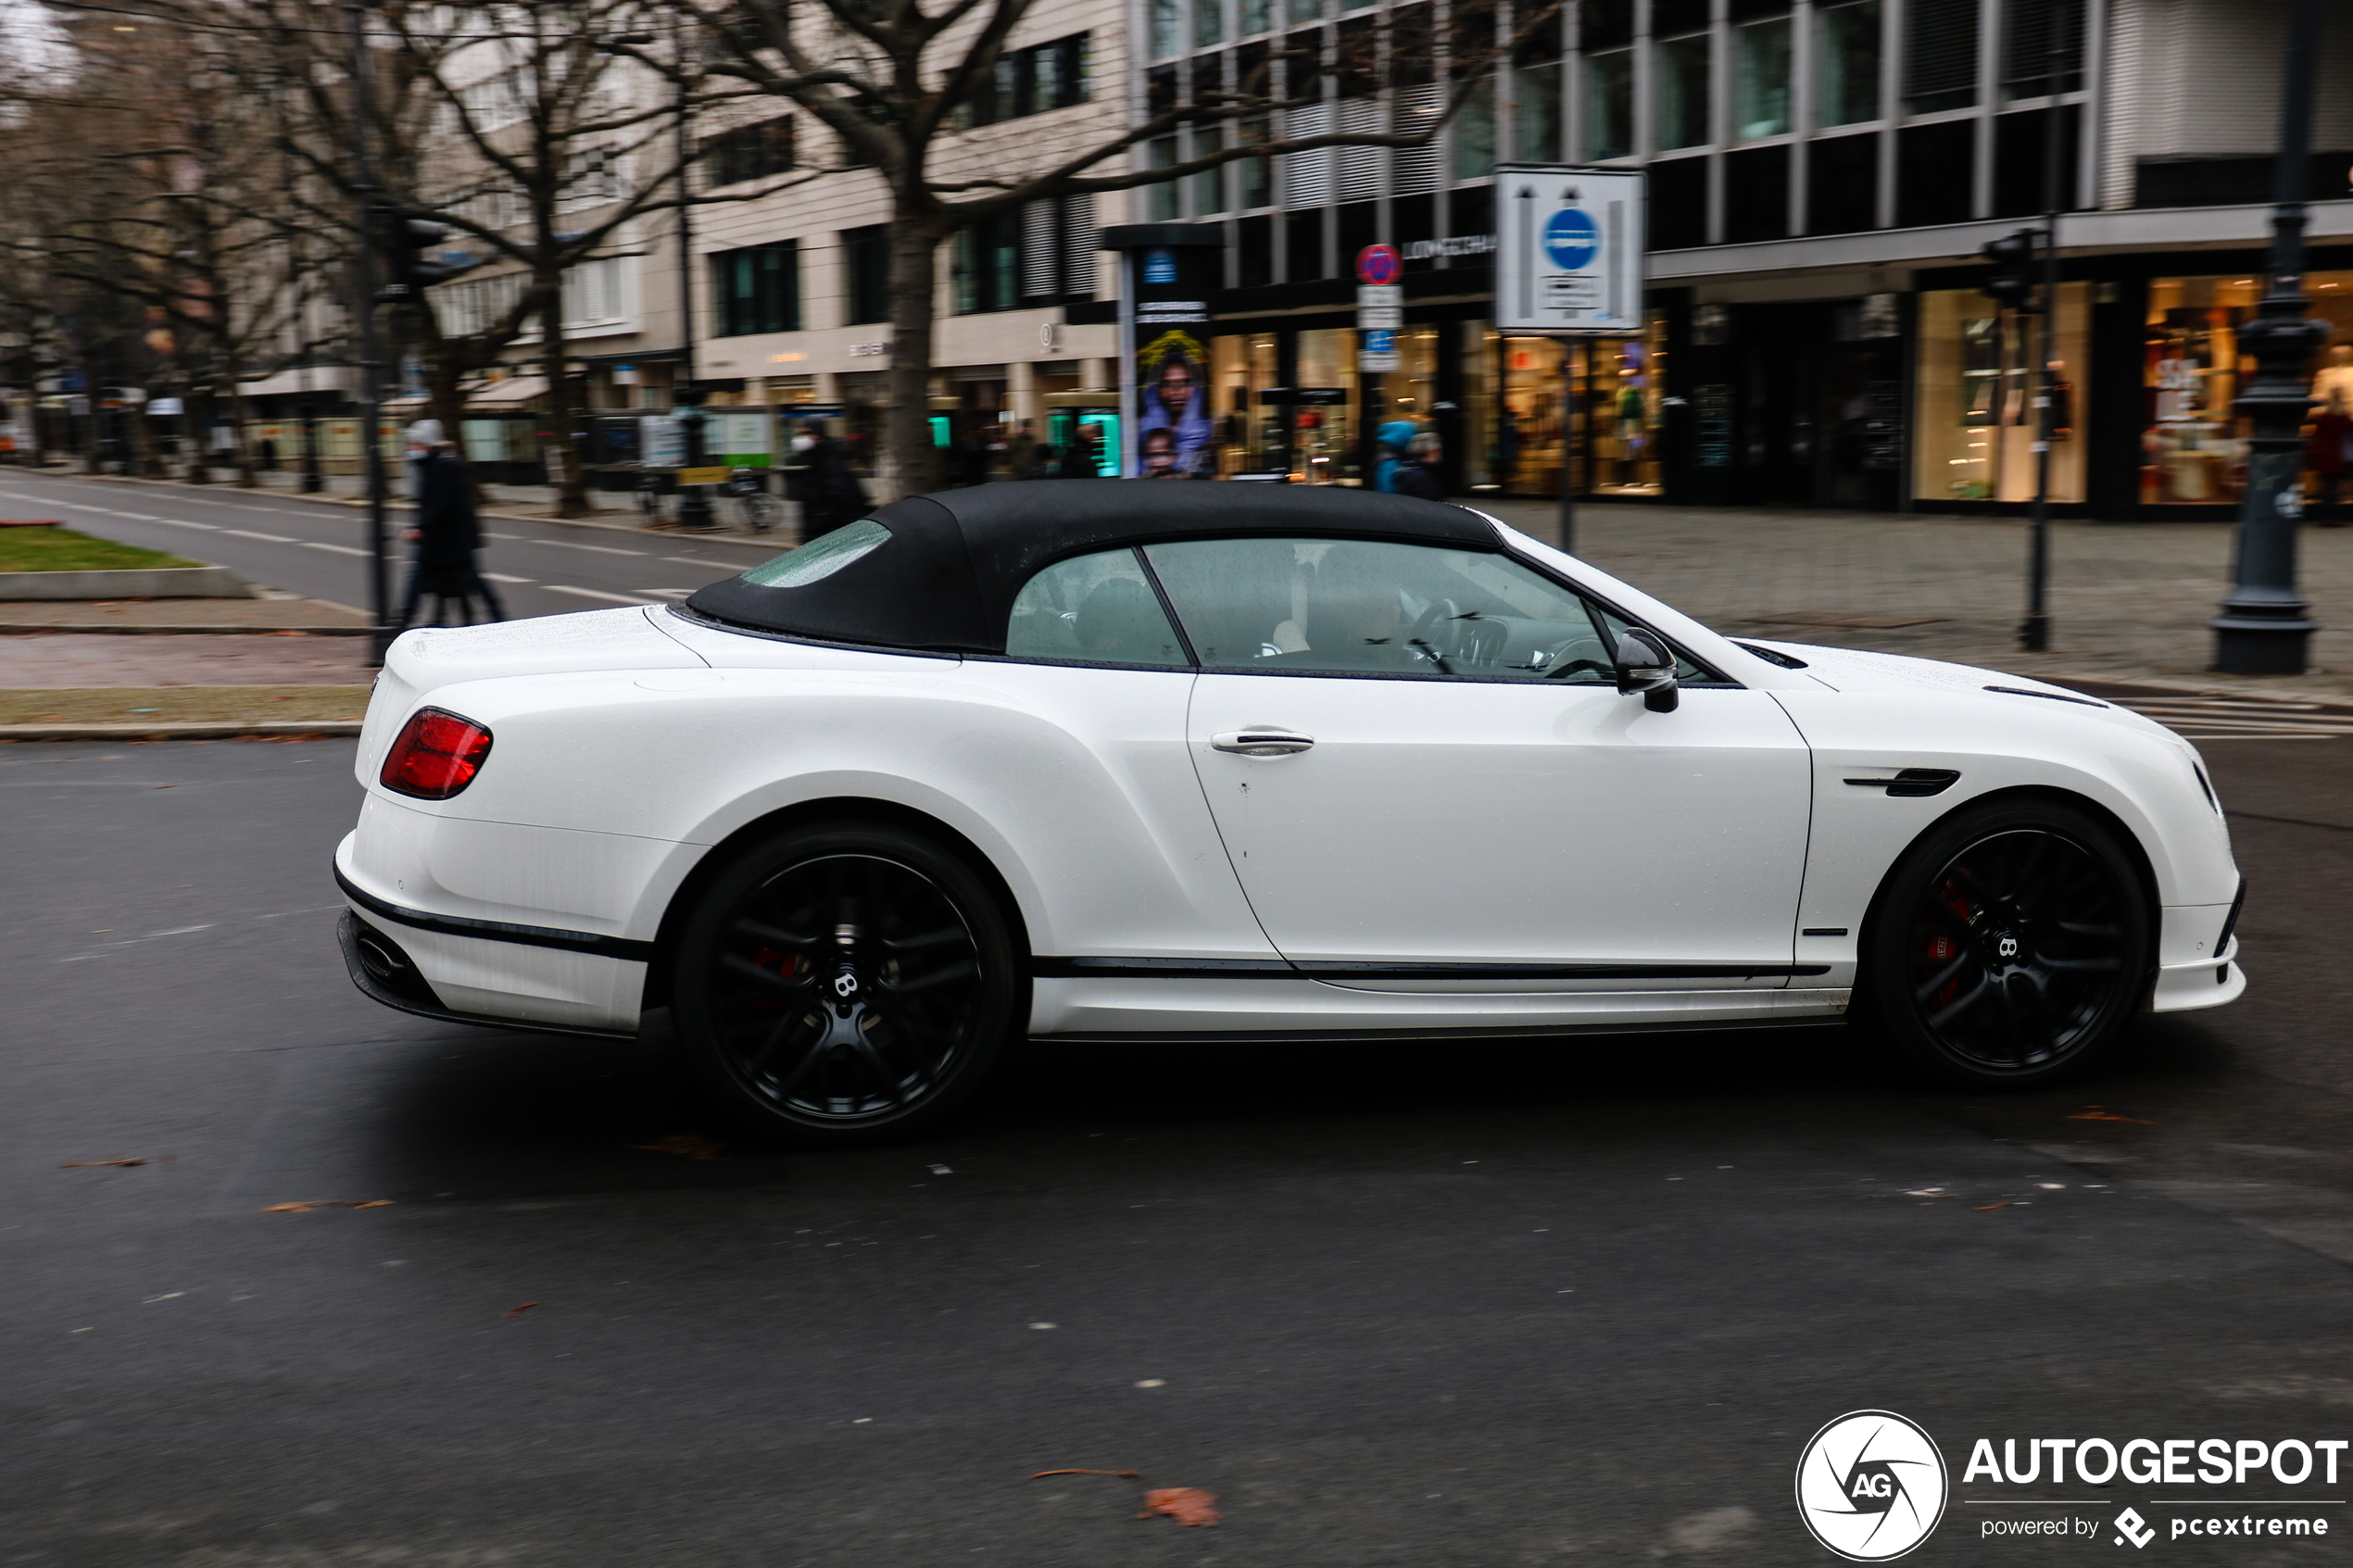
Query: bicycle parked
xmin=721 ymin=468 xmax=782 ymax=533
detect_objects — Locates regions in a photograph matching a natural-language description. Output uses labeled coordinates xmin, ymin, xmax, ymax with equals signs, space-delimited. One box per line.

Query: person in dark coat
xmin=1391 ymin=430 xmax=1447 ymax=501
xmin=796 ymin=421 xmax=869 ymax=542
xmin=1057 ymin=428 xmax=1101 ymax=478
xmin=397 ymin=443 xmax=506 ymax=628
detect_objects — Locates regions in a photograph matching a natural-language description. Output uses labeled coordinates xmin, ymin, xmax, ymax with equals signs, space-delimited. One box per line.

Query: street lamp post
xmin=2210 ymin=0 xmax=2328 ymax=675
xmin=2018 ymin=0 xmax=2073 ymax=654
xmin=669 ymin=14 xmax=714 ymax=533
xmin=346 ymin=0 xmax=393 ymax=664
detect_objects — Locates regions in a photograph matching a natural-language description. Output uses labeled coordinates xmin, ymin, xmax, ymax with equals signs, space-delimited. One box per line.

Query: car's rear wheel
xmin=1860 ymin=799 xmax=2152 ymax=1088
xmin=673 ymin=821 xmax=1022 ymax=1146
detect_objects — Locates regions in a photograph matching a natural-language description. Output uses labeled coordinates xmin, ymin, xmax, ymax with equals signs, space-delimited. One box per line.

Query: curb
xmin=0 ymin=564 xmax=253 ymax=600
xmin=0 ymin=720 xmax=365 ymax=742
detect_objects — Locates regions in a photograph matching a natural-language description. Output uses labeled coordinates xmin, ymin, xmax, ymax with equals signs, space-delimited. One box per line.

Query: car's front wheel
xmin=673 ymin=821 xmax=1023 ymax=1146
xmin=1860 ymin=799 xmax=2153 ymax=1088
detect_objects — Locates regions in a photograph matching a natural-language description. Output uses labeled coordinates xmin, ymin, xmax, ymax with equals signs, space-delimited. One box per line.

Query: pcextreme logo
xmin=1796 ymin=1411 xmax=1952 ymax=1562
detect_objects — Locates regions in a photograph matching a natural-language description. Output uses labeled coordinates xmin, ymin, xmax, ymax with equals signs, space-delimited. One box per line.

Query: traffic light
xmin=380 ymin=212 xmax=463 ymax=299
xmin=1980 ymin=229 xmax=2041 ymax=311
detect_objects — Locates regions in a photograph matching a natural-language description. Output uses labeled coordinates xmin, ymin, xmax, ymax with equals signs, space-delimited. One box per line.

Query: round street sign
xmin=1543 ymin=208 xmax=1599 ymax=270
xmin=1356 ymin=244 xmax=1402 ymax=285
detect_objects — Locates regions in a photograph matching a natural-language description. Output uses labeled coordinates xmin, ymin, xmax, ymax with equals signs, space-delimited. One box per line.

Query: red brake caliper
xmin=1925 ymin=873 xmax=1971 ymax=1010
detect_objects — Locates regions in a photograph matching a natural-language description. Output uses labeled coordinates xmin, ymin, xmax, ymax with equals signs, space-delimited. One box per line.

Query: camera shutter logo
xmin=1794 ymin=1411 xmax=1949 ymax=1562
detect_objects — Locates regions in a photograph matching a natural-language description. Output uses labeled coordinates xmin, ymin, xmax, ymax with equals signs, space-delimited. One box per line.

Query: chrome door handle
xmin=1212 ymin=727 xmax=1315 ymax=757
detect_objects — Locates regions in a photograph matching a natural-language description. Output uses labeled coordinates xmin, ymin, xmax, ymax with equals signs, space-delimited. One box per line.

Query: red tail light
xmin=381 ymin=709 xmax=494 ymax=798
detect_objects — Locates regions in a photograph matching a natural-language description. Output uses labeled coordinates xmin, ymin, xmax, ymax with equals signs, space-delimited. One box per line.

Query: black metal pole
xmin=2211 ymin=0 xmax=2327 ymax=674
xmin=346 ymin=0 xmax=391 ymax=663
xmin=1557 ymin=348 xmax=1576 ymax=555
xmin=671 ymin=17 xmax=714 ymax=531
xmin=2019 ymin=2 xmax=2070 ymax=653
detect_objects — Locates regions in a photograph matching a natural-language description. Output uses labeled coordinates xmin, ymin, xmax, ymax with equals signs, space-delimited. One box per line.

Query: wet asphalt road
xmin=6 ymin=718 xmax=2353 ymax=1564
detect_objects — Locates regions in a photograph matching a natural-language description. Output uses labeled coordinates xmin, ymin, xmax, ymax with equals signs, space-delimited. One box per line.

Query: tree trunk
xmin=185 ymin=390 xmax=211 ymax=483
xmin=542 ymin=279 xmax=592 ymax=518
xmin=128 ymin=390 xmax=160 ymax=477
xmin=884 ymin=204 xmax=947 ymax=502
xmin=223 ymin=341 xmax=258 ymax=488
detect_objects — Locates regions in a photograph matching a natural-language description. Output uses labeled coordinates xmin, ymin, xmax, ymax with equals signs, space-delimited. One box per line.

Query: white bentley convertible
xmin=336 ymin=483 xmax=2245 ymax=1143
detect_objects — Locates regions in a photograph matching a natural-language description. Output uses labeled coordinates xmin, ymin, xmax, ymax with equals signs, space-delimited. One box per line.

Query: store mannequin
xmin=2312 ymin=345 xmax=2353 ymax=408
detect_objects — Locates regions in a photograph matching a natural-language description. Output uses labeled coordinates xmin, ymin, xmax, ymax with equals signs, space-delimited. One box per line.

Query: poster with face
xmin=1136 ymin=330 xmax=1213 ymax=477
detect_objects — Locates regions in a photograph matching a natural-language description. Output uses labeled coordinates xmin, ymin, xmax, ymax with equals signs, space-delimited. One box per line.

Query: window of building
xmin=1191 ymin=124 xmax=1227 ymax=214
xmin=1514 ymin=61 xmax=1564 ymax=163
xmin=1452 ymin=78 xmax=1496 ymax=179
xmin=1147 ymin=136 xmax=1180 ymax=221
xmin=1584 ymin=49 xmax=1633 ymax=159
xmin=1195 ymin=0 xmax=1227 ymax=49
xmin=560 ymin=257 xmax=626 ymax=324
xmin=1151 ymin=0 xmax=1180 ymax=58
xmin=710 ymin=243 xmax=799 ymax=336
xmin=952 ymin=212 xmax=1020 ymax=314
xmin=2001 ymin=0 xmax=2083 ymax=100
xmin=963 ymin=34 xmax=1094 ymax=122
xmin=1241 ymin=0 xmax=1272 ymax=33
xmin=1655 ymin=33 xmax=1712 ymax=152
xmin=1806 ymin=132 xmax=1880 ymax=233
xmin=1905 ymin=0 xmax=1980 ymax=116
xmin=1735 ymin=19 xmax=1792 ymax=139
xmin=1287 ymin=0 xmax=1320 ymax=21
xmin=1817 ymin=1 xmax=1881 ymax=127
xmin=703 ymin=118 xmax=794 ymax=188
xmin=841 ymin=225 xmax=890 ymax=326
xmin=1020 ymin=194 xmax=1097 ymax=298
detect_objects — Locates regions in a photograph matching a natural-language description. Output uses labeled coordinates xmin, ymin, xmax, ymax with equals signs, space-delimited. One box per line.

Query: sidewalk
xmin=1481 ymin=498 xmax=2353 ymax=700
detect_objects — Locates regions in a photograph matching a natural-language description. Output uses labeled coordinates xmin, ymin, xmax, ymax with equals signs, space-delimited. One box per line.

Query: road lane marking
xmin=523 ymin=539 xmax=648 ymax=557
xmin=482 ymin=572 xmax=535 ymax=583
xmin=543 ymin=585 xmax=660 ymax=604
xmin=635 ymin=588 xmax=695 ymax=597
xmin=222 ymin=530 xmax=296 ymax=542
xmin=300 ymin=541 xmax=369 ymax=556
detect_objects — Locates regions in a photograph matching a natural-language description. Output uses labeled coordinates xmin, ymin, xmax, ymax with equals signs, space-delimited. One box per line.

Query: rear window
xmin=738 ymin=519 xmax=889 ymax=587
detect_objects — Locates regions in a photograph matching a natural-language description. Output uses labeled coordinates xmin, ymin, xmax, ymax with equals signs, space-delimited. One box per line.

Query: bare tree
xmin=643 ymin=0 xmax=1548 ymax=485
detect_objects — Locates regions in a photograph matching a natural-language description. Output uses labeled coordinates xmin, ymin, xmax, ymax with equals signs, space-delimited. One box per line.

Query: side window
xmin=1004 ymin=547 xmax=1189 ymax=667
xmin=1141 ymin=536 xmax=1617 ymax=683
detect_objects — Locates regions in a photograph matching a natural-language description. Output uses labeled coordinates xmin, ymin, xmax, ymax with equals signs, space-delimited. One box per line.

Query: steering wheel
xmin=1541 ymin=634 xmax=1613 ymax=680
xmin=1404 ymin=598 xmax=1461 ymax=667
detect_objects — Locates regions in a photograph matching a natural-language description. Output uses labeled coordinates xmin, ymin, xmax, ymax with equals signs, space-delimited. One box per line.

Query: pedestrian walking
xmin=1005 ymin=420 xmax=1039 ymax=479
xmin=2308 ymin=387 xmax=2353 ymax=526
xmin=1392 ymin=431 xmax=1447 ymax=501
xmin=397 ymin=442 xmax=506 ymax=629
xmin=1058 ymin=429 xmax=1101 ymax=478
xmin=796 ymin=420 xmax=868 ymax=542
xmin=1373 ymin=420 xmax=1419 ymax=493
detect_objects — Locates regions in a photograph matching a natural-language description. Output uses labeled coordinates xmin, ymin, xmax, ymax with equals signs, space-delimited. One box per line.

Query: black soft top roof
xmin=684 ymin=479 xmax=1505 ymax=654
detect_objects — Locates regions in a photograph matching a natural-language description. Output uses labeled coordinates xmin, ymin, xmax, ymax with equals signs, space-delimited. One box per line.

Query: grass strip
xmin=0 ymin=685 xmax=371 ymax=723
xmin=0 ymin=526 xmax=198 ymax=572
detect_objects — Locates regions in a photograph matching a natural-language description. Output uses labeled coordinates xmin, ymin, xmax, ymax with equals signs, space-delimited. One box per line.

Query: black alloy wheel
xmin=673 ymin=822 xmax=1023 ymax=1145
xmin=1861 ymin=800 xmax=2152 ymax=1088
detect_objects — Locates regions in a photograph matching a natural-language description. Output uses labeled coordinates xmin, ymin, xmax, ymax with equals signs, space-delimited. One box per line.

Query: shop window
xmin=1895 ymin=120 xmax=1974 ymax=228
xmin=1904 ymin=0 xmax=1980 ymax=116
xmin=710 ymin=242 xmax=799 ymax=337
xmin=1913 ymin=282 xmax=2087 ymax=504
xmin=1647 ymin=156 xmax=1708 ymax=251
xmin=1806 ymin=132 xmax=1880 ymax=234
xmin=2000 ymin=0 xmax=2082 ymax=100
xmin=1655 ymin=34 xmax=1712 ymax=152
xmin=841 ymin=225 xmax=889 ymax=326
xmin=2133 ymin=273 xmax=2353 ymax=507
xmin=1293 ymin=328 xmax=1361 ymax=483
xmin=1816 ymin=1 xmax=1881 ymax=127
xmin=1992 ymin=106 xmax=2080 ymax=217
xmin=1724 ymin=145 xmax=1789 ymax=244
xmin=1587 ymin=318 xmax=1670 ymax=497
xmin=1209 ymin=333 xmax=1280 ymax=473
xmin=1734 ymin=19 xmax=1793 ymax=140
xmin=1583 ymin=50 xmax=1633 ymax=160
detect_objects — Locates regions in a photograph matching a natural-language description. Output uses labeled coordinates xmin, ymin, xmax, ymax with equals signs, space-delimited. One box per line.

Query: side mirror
xmin=1613 ymin=629 xmax=1680 ymax=712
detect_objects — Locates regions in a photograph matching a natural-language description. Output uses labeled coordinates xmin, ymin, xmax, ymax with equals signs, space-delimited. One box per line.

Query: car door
xmin=1142 ymin=535 xmax=1815 ymax=983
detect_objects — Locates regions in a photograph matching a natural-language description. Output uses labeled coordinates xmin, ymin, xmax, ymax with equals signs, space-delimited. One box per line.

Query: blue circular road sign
xmin=1543 ymin=208 xmax=1599 ymax=270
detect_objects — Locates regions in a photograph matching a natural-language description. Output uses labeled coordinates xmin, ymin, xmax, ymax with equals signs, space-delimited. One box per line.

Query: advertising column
xmin=1099 ymin=224 xmax=1227 ymax=477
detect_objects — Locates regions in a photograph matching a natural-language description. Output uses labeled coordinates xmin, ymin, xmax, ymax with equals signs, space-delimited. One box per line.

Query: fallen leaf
xmin=504 ymin=1301 xmax=542 ymax=1318
xmin=258 ymin=1198 xmax=394 ymax=1212
xmin=1139 ymin=1488 xmax=1221 ymax=1527
xmin=261 ymin=1202 xmax=316 ymax=1212
xmin=1975 ymin=1201 xmax=2014 ymax=1211
xmin=60 ymin=1158 xmax=150 ymax=1168
xmin=2066 ymin=1110 xmax=2154 ymax=1124
xmin=1030 ymin=1469 xmax=1141 ymax=1480
xmin=627 ymin=1135 xmax=724 ymax=1161
xmin=151 ymin=784 xmax=174 ymax=790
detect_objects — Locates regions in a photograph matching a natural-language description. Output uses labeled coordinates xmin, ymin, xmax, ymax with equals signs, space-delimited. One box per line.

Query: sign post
xmin=1492 ymin=164 xmax=1645 ymax=553
xmin=1355 ymin=245 xmax=1403 ymax=486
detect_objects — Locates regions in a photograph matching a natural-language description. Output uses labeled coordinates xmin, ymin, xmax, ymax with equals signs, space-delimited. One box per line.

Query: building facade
xmin=1116 ymin=0 xmax=2353 ymax=516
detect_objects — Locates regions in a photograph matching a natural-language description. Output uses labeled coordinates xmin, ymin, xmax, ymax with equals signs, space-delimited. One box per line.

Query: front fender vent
xmin=1844 ymin=768 xmax=1961 ymax=797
